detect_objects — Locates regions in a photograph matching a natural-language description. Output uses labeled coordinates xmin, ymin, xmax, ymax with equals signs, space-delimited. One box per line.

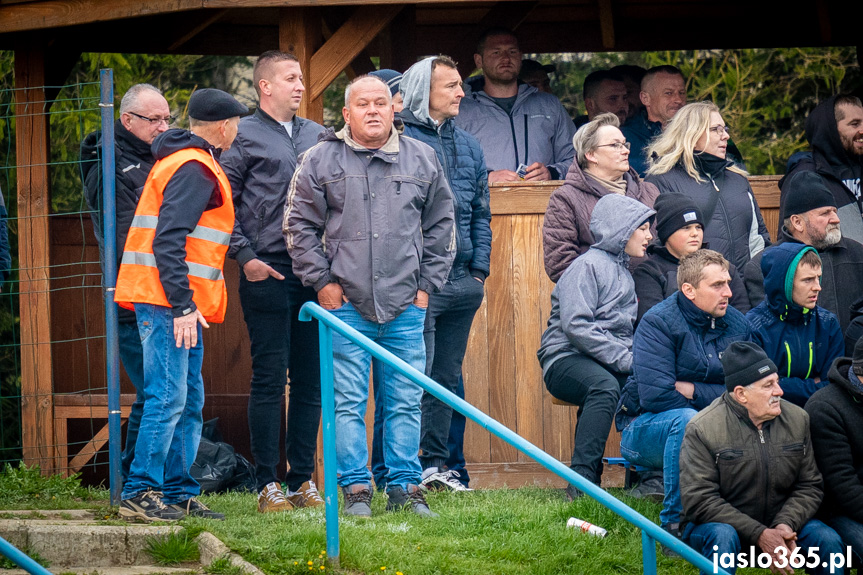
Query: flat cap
xmin=188 ymin=89 xmax=248 ymax=121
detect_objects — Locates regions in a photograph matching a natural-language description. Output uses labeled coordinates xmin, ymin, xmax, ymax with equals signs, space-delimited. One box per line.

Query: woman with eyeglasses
xmin=644 ymin=101 xmax=770 ymax=278
xmin=543 ymin=112 xmax=659 ymax=283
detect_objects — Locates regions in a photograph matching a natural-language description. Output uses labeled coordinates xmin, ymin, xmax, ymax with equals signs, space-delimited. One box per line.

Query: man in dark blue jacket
xmin=398 ymin=56 xmax=492 ymax=491
xmin=616 ymin=249 xmax=751 ymax=551
xmin=221 ymin=51 xmax=326 ymax=513
xmin=748 ymin=244 xmax=843 ymax=407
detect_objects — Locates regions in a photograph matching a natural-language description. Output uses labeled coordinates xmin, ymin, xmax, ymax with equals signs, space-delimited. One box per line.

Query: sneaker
xmin=342 ymin=484 xmax=373 ymax=517
xmin=420 ymin=467 xmax=473 ymax=492
xmin=660 ymin=523 xmax=683 ymax=558
xmin=258 ymin=482 xmax=294 ymax=513
xmin=386 ymin=484 xmax=439 ymax=518
xmin=286 ymin=480 xmax=325 ymax=509
xmin=170 ymin=497 xmax=225 ymax=520
xmin=119 ymin=490 xmax=185 ymax=523
xmin=629 ymin=473 xmax=664 ymax=502
xmin=565 ymin=484 xmax=585 ymax=502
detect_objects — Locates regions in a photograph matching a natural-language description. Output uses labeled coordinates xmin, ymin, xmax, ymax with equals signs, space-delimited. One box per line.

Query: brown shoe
xmin=257 ymin=482 xmax=294 ymax=513
xmin=286 ymin=480 xmax=325 ymax=509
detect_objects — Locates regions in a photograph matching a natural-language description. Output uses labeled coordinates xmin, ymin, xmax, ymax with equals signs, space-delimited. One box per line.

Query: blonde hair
xmin=572 ymin=112 xmax=620 ymax=170
xmin=645 ymin=101 xmax=748 ymax=182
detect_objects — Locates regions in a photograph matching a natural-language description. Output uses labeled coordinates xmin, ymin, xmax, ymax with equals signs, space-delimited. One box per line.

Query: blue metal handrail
xmin=0 ymin=536 xmax=52 ymax=575
xmin=299 ymin=301 xmax=729 ymax=574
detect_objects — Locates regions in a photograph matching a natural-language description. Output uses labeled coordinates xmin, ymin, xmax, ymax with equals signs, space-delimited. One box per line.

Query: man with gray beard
xmin=744 ymin=171 xmax=863 ymax=343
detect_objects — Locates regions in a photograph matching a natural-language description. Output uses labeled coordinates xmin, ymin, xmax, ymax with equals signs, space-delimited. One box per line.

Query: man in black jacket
xmin=780 ymin=94 xmax=863 ymax=245
xmin=745 ymin=170 xmax=863 ymax=344
xmin=220 ymin=51 xmax=325 ymax=513
xmin=80 ymin=83 xmax=172 ymax=482
xmin=806 ymin=339 xmax=863 ymax=568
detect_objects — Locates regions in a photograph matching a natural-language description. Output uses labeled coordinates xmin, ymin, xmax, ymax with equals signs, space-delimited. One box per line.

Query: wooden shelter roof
xmin=1 ymin=0 xmax=860 ymax=59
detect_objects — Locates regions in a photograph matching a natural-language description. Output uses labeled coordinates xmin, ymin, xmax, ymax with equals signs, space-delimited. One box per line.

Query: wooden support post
xmin=14 ymin=46 xmax=55 ymax=474
xmin=598 ymin=0 xmax=615 ymax=50
xmin=280 ymin=7 xmax=324 ymax=125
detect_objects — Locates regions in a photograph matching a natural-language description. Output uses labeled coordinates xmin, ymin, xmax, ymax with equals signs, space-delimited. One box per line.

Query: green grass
xmin=145 ymin=529 xmax=201 ymax=565
xmin=0 ymin=462 xmax=108 ymax=509
xmin=190 ymin=487 xmax=704 ymax=575
xmin=0 ymin=545 xmax=50 ymax=569
xmin=205 ymin=555 xmax=249 ymax=575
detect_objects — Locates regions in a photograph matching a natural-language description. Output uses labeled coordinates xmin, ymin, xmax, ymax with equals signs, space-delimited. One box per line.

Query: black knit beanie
xmin=852 ymin=336 xmax=863 ymax=376
xmin=654 ymin=193 xmax=704 ymax=245
xmin=721 ymin=341 xmax=778 ymax=392
xmin=782 ymin=171 xmax=837 ymax=218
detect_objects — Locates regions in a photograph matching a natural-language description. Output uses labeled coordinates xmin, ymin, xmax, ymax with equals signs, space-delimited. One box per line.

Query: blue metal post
xmin=298 ymin=302 xmax=728 ymax=575
xmin=642 ymin=530 xmax=657 ymax=575
xmin=99 ymin=68 xmax=122 ymax=505
xmin=318 ymin=323 xmax=340 ymax=566
xmin=0 ymin=536 xmax=52 ymax=575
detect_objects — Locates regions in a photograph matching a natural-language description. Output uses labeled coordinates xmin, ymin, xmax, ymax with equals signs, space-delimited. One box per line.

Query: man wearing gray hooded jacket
xmin=396 ymin=56 xmax=492 ymax=492
xmin=456 ymin=28 xmax=575 ymax=183
xmin=537 ymin=193 xmax=655 ymax=501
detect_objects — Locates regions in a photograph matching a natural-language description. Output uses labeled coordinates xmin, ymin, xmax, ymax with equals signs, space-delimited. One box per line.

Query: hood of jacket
xmin=151 ymin=128 xmax=221 ymax=162
xmin=807 ymin=95 xmax=862 ymax=183
xmin=589 ymin=193 xmax=655 ymax=258
xmin=401 ymin=58 xmax=438 ymax=130
xmin=760 ymin=243 xmax=819 ymax=323
xmin=827 ymin=356 xmax=863 ymax=400
xmin=324 ymin=124 xmax=402 ymax=155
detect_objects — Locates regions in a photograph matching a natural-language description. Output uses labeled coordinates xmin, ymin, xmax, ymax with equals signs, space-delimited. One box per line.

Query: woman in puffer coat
xmin=645 ymin=102 xmax=770 ymax=278
xmin=537 ymin=193 xmax=655 ymax=501
xmin=542 ymin=112 xmax=659 ymax=282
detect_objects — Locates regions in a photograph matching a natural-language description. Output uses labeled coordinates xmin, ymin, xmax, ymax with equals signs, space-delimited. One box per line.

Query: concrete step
xmin=1 ymin=566 xmax=200 ymax=575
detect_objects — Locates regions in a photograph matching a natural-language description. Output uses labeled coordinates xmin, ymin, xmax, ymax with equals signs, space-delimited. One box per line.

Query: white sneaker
xmin=420 ymin=467 xmax=473 ymax=492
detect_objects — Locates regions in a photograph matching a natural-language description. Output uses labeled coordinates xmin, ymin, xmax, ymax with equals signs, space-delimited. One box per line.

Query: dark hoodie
xmin=746 ymin=243 xmax=844 ymax=407
xmin=147 ymin=129 xmax=223 ymax=317
xmin=779 ymin=95 xmax=863 ymax=244
xmin=805 ymin=357 xmax=863 ymax=523
xmin=81 ymin=120 xmax=157 ymax=322
xmin=632 ymin=243 xmax=749 ymax=323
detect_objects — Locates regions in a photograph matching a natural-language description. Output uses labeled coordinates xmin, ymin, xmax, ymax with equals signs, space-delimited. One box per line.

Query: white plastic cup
xmin=567 ymin=517 xmax=608 ymax=538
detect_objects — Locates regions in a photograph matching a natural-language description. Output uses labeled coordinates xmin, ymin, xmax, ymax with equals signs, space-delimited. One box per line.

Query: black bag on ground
xmin=190 ymin=418 xmax=256 ymax=493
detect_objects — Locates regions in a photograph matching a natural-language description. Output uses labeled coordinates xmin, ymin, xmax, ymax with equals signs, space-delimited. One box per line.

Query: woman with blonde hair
xmin=645 ymin=101 xmax=770 ymax=275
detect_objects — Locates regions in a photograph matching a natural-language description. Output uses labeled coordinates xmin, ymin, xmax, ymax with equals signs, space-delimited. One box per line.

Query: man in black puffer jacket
xmin=806 ymin=340 xmax=863 ymax=567
xmin=80 ymin=83 xmax=172 ymax=482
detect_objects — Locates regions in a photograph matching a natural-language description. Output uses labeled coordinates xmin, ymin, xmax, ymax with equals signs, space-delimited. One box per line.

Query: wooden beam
xmin=280 ymin=7 xmax=323 ymax=124
xmin=597 ymin=0 xmax=615 ymax=50
xmin=308 ymin=4 xmax=403 ymax=101
xmin=168 ymin=8 xmax=229 ymax=51
xmin=0 ymin=0 xmax=204 ymax=34
xmin=321 ymin=10 xmax=377 ymax=78
xmin=14 ymin=46 xmax=56 ymax=475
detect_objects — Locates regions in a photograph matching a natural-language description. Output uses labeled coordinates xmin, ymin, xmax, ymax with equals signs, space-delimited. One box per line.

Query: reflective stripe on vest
xmin=114 ymin=146 xmax=234 ymax=323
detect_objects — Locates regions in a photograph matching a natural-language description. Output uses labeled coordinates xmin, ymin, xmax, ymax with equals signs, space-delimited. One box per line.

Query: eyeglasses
xmin=709 ymin=125 xmax=730 ymax=135
xmin=595 ymin=141 xmax=631 ymax=151
xmin=128 ymin=111 xmax=176 ymax=126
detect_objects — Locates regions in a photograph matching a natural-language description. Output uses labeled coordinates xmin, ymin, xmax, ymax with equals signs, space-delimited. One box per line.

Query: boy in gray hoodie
xmin=538 ymin=193 xmax=655 ymax=500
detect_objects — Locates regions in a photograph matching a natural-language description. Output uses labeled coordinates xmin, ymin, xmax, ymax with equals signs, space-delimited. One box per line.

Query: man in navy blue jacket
xmin=397 ymin=56 xmax=492 ymax=491
xmin=615 ymin=249 xmax=751 ymax=551
xmin=747 ymin=244 xmax=843 ymax=407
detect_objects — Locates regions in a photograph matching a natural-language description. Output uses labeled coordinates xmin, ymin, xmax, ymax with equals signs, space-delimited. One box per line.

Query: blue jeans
xmin=684 ymin=519 xmax=845 ymax=575
xmin=420 ymin=275 xmax=484 ymax=471
xmin=330 ymin=302 xmax=426 ymax=489
xmin=620 ymin=408 xmax=696 ymax=527
xmin=826 ymin=516 xmax=863 ymax=568
xmin=121 ymin=303 xmax=204 ymax=504
xmin=117 ymin=318 xmax=145 ymax=483
xmin=239 ymin=263 xmax=321 ymax=492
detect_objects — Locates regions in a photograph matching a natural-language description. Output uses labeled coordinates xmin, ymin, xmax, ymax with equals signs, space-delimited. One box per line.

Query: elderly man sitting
xmin=680 ymin=341 xmax=845 ymax=575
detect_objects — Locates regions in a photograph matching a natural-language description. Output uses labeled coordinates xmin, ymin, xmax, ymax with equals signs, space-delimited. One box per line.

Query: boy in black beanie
xmin=633 ymin=193 xmax=749 ymax=323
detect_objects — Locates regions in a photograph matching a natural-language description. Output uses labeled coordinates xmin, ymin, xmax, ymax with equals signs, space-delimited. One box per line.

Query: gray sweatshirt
xmin=537 ymin=193 xmax=656 ymax=376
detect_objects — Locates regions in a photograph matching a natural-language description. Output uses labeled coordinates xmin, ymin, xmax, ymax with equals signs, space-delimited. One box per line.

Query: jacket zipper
xmin=757 ymin=427 xmax=769 ymax=524
xmin=255 ymin=208 xmax=265 ymax=247
xmin=436 ymin=127 xmax=461 ymax=263
xmin=508 ymin=115 xmax=520 ymax=168
xmin=711 ymin=175 xmax=736 ymax=260
xmin=784 ymin=341 xmax=792 ymax=378
xmin=806 ymin=341 xmax=813 ymax=379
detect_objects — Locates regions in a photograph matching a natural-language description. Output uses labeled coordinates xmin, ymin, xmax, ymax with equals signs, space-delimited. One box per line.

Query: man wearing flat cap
xmin=680 ymin=341 xmax=845 ymax=575
xmin=744 ymin=170 xmax=863 ymax=345
xmin=115 ymin=88 xmax=247 ymax=522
